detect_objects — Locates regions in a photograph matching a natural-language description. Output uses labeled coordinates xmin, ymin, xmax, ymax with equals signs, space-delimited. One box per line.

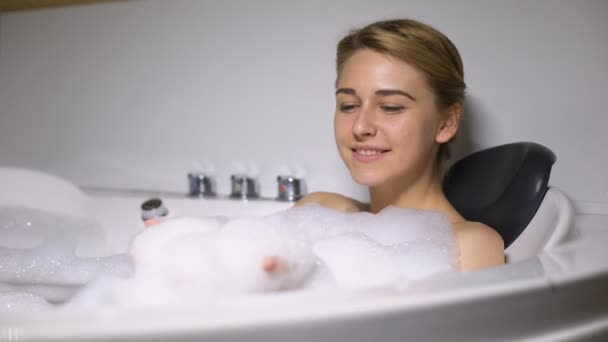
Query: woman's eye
xmin=381 ymin=105 xmax=405 ymax=114
xmin=339 ymin=104 xmax=359 ymax=113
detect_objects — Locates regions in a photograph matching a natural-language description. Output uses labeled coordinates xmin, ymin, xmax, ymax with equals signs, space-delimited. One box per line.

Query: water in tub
xmin=0 ymin=203 xmax=458 ymax=314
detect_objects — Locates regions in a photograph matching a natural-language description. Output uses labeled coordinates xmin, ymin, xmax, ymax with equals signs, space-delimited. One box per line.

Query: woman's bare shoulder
xmin=294 ymin=191 xmax=369 ymax=212
xmin=452 ymin=221 xmax=505 ymax=272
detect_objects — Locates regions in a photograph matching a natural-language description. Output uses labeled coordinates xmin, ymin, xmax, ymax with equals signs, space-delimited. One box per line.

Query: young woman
xmin=296 ymin=19 xmax=504 ymax=272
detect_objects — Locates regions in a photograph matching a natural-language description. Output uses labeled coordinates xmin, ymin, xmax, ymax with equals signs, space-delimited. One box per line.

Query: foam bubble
xmin=126 ymin=216 xmax=316 ymax=299
xmin=354 ymin=206 xmax=455 ymax=245
xmin=313 ymin=233 xmax=399 ymax=289
xmin=283 ymin=204 xmax=458 ymax=289
xmin=216 ymin=216 xmax=315 ymax=292
xmin=3 ymin=204 xmax=458 ymax=310
xmin=117 ymin=205 xmax=456 ymax=300
xmin=0 ymin=240 xmax=132 ymax=285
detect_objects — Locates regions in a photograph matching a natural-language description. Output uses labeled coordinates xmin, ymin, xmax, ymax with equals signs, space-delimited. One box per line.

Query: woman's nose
xmin=352 ymin=108 xmax=377 ymax=139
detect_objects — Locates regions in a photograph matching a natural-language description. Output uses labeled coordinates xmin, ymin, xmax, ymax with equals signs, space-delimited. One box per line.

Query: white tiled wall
xmin=1 ymin=0 xmax=607 ymax=213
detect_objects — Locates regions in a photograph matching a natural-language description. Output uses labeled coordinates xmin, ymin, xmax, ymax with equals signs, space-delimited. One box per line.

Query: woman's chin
xmin=350 ymin=171 xmax=386 ymax=187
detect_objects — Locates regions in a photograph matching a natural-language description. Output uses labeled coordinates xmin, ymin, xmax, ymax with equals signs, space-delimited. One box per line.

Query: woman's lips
xmin=352 ymin=147 xmax=389 ymax=163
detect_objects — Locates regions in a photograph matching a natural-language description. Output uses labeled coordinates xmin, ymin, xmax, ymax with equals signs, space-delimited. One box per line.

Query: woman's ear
xmin=435 ymin=103 xmax=462 ymax=144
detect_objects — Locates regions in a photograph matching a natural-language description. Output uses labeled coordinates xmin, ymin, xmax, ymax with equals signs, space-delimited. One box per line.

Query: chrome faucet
xmin=230 ymin=174 xmax=259 ymax=200
xmin=188 ymin=172 xmax=216 ymax=197
xmin=187 ymin=171 xmax=304 ymax=201
xmin=277 ymin=175 xmax=305 ymax=202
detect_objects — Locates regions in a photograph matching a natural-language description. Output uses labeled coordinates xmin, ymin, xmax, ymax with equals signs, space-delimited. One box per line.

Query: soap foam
xmin=308 ymin=206 xmax=457 ymax=289
xmin=0 ymin=239 xmax=132 ymax=286
xmin=313 ymin=233 xmax=400 ymax=289
xmin=0 ymin=205 xmax=133 ymax=313
xmin=3 ymin=204 xmax=458 ymax=311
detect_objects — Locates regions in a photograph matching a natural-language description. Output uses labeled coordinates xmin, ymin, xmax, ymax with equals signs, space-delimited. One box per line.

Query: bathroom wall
xmin=0 ymin=0 xmax=607 ymax=213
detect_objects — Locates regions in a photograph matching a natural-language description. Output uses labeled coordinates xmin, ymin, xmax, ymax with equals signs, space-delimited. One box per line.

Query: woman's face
xmin=334 ymin=49 xmax=453 ymax=187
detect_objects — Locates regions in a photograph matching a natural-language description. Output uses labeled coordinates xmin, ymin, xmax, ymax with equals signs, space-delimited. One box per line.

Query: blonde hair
xmin=336 ymin=19 xmax=466 ymax=167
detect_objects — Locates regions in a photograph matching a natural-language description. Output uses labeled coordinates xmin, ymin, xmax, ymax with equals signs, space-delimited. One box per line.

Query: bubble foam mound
xmin=69 ymin=204 xmax=458 ymax=310
xmin=0 ymin=241 xmax=132 ymax=285
xmin=0 ymin=205 xmax=131 ymax=287
xmin=0 ymin=204 xmax=459 ymax=312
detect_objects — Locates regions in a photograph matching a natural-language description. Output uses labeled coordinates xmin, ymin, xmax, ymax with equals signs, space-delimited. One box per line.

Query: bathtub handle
xmin=188 ymin=172 xmax=216 ymax=197
xmin=230 ymin=174 xmax=259 ymax=200
xmin=276 ymin=175 xmax=305 ymax=202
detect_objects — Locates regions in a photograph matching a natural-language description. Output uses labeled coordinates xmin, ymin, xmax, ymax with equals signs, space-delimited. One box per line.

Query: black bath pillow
xmin=442 ymin=142 xmax=556 ymax=248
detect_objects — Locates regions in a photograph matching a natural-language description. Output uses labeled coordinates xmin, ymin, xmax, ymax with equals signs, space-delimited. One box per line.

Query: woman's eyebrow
xmin=335 ymin=88 xmax=416 ymax=101
xmin=335 ymin=88 xmax=357 ymax=96
xmin=375 ymin=89 xmax=416 ymax=101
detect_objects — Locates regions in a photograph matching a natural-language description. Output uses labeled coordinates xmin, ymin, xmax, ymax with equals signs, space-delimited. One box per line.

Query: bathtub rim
xmin=4 ymin=230 xmax=608 ymax=341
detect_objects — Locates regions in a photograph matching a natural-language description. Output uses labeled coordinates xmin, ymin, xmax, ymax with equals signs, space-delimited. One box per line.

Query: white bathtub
xmin=1 ymin=169 xmax=608 ymax=341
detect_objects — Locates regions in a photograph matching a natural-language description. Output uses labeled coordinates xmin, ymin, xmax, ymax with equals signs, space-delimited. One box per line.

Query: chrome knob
xmin=277 ymin=175 xmax=304 ymax=202
xmin=230 ymin=174 xmax=259 ymax=200
xmin=188 ymin=172 xmax=216 ymax=197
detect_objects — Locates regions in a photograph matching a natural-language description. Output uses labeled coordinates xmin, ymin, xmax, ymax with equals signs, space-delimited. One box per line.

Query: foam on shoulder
xmin=308 ymin=206 xmax=457 ymax=288
xmin=313 ymin=233 xmax=399 ymax=289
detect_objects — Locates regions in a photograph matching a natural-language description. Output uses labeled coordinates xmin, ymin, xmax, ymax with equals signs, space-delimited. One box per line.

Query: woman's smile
xmin=351 ymin=145 xmax=391 ymax=163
